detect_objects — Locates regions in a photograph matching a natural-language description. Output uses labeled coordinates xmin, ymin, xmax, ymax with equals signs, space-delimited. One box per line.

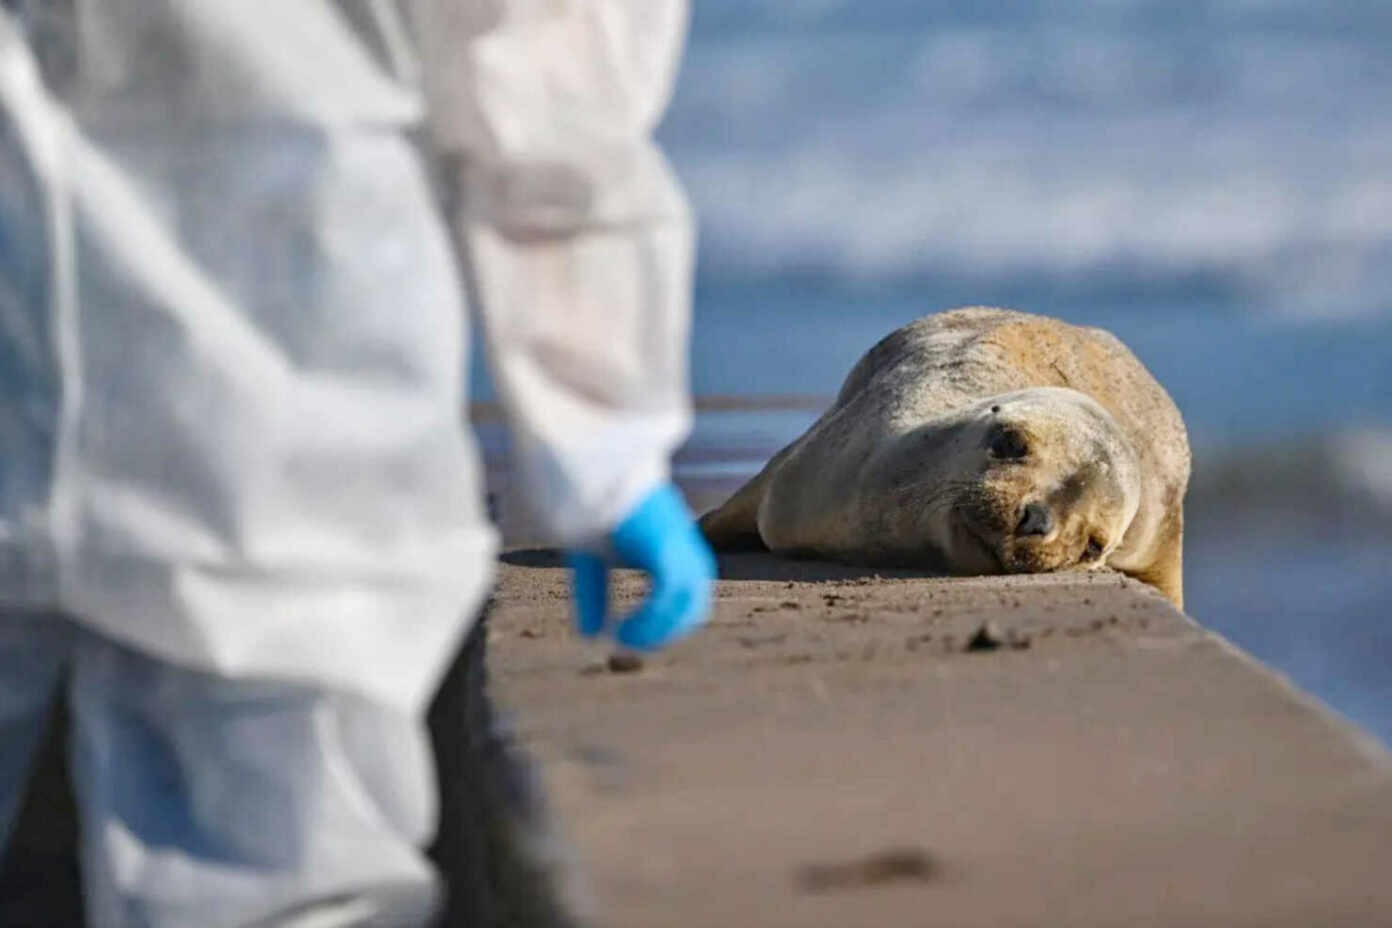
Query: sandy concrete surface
xmin=489 ymin=551 xmax=1392 ymax=928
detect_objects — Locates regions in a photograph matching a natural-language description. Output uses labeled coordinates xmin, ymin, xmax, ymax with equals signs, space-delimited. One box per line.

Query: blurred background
xmin=480 ymin=1 xmax=1392 ymax=744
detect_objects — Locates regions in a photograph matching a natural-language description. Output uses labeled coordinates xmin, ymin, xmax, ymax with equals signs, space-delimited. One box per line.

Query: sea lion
xmin=700 ymin=307 xmax=1190 ymax=606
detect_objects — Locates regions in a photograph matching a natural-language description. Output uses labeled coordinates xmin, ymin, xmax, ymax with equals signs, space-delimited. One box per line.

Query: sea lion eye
xmin=1083 ymin=536 xmax=1105 ymax=561
xmin=989 ymin=427 xmax=1029 ymax=460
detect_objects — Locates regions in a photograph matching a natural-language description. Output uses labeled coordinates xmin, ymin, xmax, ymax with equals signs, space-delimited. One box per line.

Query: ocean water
xmin=669 ymin=0 xmax=1392 ymax=319
xmin=479 ymin=1 xmax=1392 ymax=743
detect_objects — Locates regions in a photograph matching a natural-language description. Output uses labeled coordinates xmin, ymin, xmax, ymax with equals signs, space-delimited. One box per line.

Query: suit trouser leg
xmin=0 ymin=612 xmax=70 ymax=849
xmin=68 ymin=631 xmax=441 ymax=928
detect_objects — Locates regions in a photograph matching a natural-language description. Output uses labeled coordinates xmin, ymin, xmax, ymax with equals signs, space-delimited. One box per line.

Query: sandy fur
xmin=700 ymin=308 xmax=1190 ymax=606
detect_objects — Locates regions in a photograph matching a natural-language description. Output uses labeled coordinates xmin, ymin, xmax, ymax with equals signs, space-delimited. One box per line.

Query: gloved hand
xmin=568 ymin=483 xmax=717 ymax=650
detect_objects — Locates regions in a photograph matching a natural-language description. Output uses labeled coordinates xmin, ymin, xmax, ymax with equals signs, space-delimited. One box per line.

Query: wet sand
xmin=488 ymin=551 xmax=1392 ymax=927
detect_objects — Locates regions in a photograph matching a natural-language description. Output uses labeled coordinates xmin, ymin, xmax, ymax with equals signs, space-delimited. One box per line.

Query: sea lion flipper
xmin=1125 ymin=507 xmax=1184 ymax=608
xmin=702 ymin=431 xmax=830 ymax=553
xmin=699 ymin=430 xmax=812 ymax=551
xmin=698 ymin=468 xmax=772 ymax=551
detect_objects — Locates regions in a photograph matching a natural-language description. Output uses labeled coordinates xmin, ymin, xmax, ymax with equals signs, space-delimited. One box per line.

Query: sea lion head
xmin=938 ymin=387 xmax=1142 ymax=575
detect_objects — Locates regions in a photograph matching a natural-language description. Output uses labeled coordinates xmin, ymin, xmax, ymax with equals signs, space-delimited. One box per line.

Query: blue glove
xmin=568 ymin=483 xmax=717 ymax=650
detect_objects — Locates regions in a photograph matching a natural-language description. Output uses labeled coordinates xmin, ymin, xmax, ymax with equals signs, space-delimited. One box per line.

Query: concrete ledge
xmin=490 ymin=552 xmax=1392 ymax=927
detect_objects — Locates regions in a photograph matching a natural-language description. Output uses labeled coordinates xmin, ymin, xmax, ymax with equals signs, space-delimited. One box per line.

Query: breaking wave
xmin=664 ymin=1 xmax=1392 ymax=319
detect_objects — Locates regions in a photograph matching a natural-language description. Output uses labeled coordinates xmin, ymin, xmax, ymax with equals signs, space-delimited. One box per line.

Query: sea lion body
xmin=701 ymin=308 xmax=1190 ymax=605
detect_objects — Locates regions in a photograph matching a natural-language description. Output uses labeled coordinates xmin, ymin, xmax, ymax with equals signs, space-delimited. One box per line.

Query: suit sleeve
xmin=414 ymin=0 xmax=695 ymax=548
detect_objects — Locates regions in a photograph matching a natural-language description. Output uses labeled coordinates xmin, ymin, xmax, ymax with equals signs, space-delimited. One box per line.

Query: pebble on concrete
xmin=965 ymin=622 xmax=1005 ymax=652
xmin=963 ymin=621 xmax=1033 ymax=652
xmin=606 ymin=653 xmax=645 ymax=674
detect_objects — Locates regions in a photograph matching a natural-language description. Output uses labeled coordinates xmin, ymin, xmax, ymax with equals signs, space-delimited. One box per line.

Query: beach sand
xmin=485 ymin=551 xmax=1392 ymax=927
xmin=5 ymin=551 xmax=1392 ymax=925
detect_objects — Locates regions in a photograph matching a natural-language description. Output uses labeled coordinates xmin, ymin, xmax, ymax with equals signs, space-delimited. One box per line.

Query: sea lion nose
xmin=1015 ymin=501 xmax=1054 ymax=537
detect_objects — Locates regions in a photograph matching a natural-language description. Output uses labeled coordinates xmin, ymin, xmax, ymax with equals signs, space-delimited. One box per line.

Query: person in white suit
xmin=0 ymin=2 xmax=714 ymax=925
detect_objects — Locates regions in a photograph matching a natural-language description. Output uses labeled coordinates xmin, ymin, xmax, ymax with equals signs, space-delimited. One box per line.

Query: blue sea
xmin=483 ymin=1 xmax=1392 ymax=744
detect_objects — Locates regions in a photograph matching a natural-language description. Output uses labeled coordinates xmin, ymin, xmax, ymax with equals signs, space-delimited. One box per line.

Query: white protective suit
xmin=0 ymin=1 xmax=693 ymax=925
